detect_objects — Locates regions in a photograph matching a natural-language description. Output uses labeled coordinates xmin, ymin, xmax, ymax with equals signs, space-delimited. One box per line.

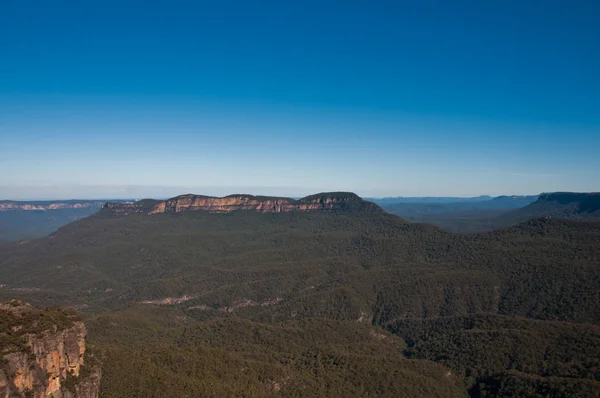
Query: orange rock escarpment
xmin=0 ymin=302 xmax=100 ymax=398
xmin=103 ymin=192 xmax=380 ymax=215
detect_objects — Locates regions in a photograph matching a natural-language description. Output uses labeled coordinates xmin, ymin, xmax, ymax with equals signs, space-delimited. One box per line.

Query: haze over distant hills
xmin=502 ymin=192 xmax=600 ymax=221
xmin=2 ymin=192 xmax=599 ymax=242
xmin=382 ymin=193 xmax=600 ymax=233
xmin=0 ymin=199 xmax=130 ymax=243
xmin=379 ymin=195 xmax=538 ymax=214
xmin=369 ymin=195 xmax=495 ymax=205
xmin=0 ymin=200 xmax=110 ymax=211
xmin=1 ymin=191 xmax=599 ymax=396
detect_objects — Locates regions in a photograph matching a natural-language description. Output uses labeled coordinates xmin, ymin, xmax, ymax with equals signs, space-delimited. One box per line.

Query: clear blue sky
xmin=1 ymin=0 xmax=599 ymax=199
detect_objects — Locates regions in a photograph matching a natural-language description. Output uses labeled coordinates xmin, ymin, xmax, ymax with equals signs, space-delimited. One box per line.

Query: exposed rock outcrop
xmin=0 ymin=301 xmax=100 ymax=398
xmin=103 ymin=192 xmax=381 ymax=215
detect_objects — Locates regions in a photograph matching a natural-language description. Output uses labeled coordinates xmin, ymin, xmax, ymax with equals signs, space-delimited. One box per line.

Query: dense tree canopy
xmin=1 ymin=197 xmax=599 ymax=396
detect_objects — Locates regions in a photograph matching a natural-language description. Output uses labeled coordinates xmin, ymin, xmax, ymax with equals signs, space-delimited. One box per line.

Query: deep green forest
xmin=1 ymin=194 xmax=599 ymax=397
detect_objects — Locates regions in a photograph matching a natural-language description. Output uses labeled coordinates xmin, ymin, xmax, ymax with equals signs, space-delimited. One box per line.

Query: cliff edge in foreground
xmin=0 ymin=301 xmax=100 ymax=398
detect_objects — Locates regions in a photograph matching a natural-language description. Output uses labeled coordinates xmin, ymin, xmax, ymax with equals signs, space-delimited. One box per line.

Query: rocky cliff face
xmin=0 ymin=302 xmax=100 ymax=398
xmin=103 ymin=192 xmax=380 ymax=215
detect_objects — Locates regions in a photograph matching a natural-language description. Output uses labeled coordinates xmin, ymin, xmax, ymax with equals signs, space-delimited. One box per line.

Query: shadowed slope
xmin=497 ymin=192 xmax=600 ymax=225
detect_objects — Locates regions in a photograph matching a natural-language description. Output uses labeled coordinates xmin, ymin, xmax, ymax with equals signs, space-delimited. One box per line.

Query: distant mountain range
xmin=1 ymin=193 xmax=598 ymax=242
xmin=0 ymin=200 xmax=130 ymax=242
xmin=0 ymin=195 xmax=540 ymax=212
xmin=379 ymin=195 xmax=539 ymax=214
xmin=377 ymin=193 xmax=600 ymax=233
xmin=495 ymin=192 xmax=600 ymax=226
xmin=368 ymin=195 xmax=494 ymax=205
xmin=1 ymin=191 xmax=599 ymax=396
xmin=0 ymin=199 xmax=129 ymax=211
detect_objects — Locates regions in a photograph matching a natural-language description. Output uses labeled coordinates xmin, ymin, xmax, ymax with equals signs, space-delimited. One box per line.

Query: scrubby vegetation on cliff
xmin=1 ymin=302 xmax=99 ymax=398
xmin=0 ymin=301 xmax=79 ymax=354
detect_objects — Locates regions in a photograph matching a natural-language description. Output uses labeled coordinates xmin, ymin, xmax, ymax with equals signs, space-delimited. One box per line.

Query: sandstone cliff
xmin=103 ymin=192 xmax=381 ymax=215
xmin=0 ymin=301 xmax=100 ymax=398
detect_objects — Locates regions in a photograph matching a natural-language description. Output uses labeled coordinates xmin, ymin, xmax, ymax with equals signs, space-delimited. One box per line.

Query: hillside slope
xmin=0 ymin=192 xmax=599 ymax=396
xmin=383 ymin=192 xmax=599 ymax=233
xmin=3 ymin=202 xmax=598 ymax=324
xmin=380 ymin=195 xmax=539 ymax=233
xmin=497 ymin=192 xmax=600 ymax=225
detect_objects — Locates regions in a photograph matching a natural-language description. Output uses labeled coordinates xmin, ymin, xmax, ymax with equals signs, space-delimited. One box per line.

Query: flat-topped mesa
xmin=103 ymin=192 xmax=381 ymax=215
